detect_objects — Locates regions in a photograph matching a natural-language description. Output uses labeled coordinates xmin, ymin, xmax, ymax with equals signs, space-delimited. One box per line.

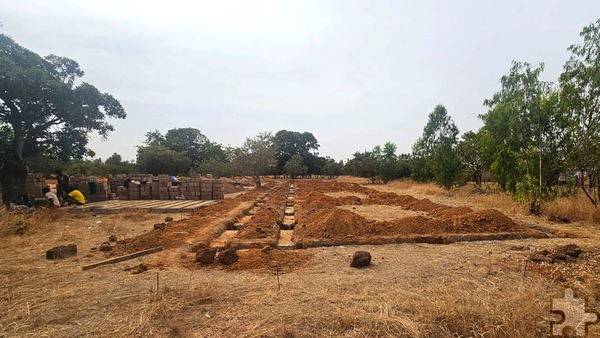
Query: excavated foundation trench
xmin=110 ymin=180 xmax=556 ymax=268
xmin=207 ymin=180 xmax=551 ymax=252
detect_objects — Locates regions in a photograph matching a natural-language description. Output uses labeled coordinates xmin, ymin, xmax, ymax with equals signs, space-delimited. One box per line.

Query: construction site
xmin=1 ymin=178 xmax=599 ymax=337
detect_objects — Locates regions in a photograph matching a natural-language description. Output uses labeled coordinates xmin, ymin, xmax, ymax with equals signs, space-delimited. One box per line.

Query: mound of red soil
xmin=231 ymin=183 xmax=288 ymax=248
xmin=223 ymin=181 xmax=245 ymax=194
xmin=223 ymin=249 xmax=313 ymax=273
xmin=446 ymin=209 xmax=529 ymax=233
xmin=110 ymin=190 xmax=262 ymax=256
xmin=429 ymin=206 xmax=473 ymax=218
xmin=293 ymin=180 xmax=544 ymax=247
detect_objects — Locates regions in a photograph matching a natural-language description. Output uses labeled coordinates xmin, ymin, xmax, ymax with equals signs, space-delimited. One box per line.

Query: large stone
xmin=196 ymin=247 xmax=217 ymax=264
xmin=46 ymin=244 xmax=77 ymax=260
xmin=350 ymin=251 xmax=371 ymax=268
xmin=99 ymin=242 xmax=112 ymax=252
xmin=217 ymin=248 xmax=239 ymax=265
xmin=555 ymin=244 xmax=583 ymax=258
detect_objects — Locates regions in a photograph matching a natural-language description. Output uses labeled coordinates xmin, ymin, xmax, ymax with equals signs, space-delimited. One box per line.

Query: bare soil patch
xmin=324 ymin=191 xmax=369 ymax=199
xmin=338 ymin=204 xmax=426 ymax=221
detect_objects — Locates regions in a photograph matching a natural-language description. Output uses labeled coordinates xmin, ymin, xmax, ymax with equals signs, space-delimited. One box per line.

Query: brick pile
xmin=70 ymin=175 xmax=109 ymax=203
xmin=9 ymin=173 xmax=226 ymax=203
xmin=24 ymin=173 xmax=46 ymax=198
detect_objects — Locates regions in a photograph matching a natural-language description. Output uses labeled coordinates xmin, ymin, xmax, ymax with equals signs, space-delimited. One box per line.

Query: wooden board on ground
xmin=66 ymin=200 xmax=217 ymax=214
xmin=82 ymin=247 xmax=163 ymax=270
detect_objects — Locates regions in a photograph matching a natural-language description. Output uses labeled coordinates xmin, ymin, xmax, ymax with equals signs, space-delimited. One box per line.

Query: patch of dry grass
xmin=0 ymin=207 xmax=68 ymax=237
xmin=543 ymin=193 xmax=600 ymax=224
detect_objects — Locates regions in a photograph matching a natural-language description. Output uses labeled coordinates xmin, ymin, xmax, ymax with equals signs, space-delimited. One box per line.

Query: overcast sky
xmin=2 ymin=1 xmax=599 ymax=162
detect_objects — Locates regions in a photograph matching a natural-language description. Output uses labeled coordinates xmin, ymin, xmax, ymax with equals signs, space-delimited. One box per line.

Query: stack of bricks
xmin=17 ymin=173 xmax=227 ymax=202
xmin=212 ymin=179 xmax=224 ymax=200
xmin=24 ymin=173 xmax=46 ymax=198
xmin=107 ymin=174 xmax=126 ymax=195
xmin=150 ymin=178 xmax=160 ymax=199
xmin=70 ymin=175 xmax=109 ymax=203
xmin=139 ymin=181 xmax=151 ymax=200
xmin=117 ymin=186 xmax=128 ymax=200
xmin=128 ymin=183 xmax=140 ymax=200
xmin=200 ymin=178 xmax=213 ymax=200
xmin=158 ymin=175 xmax=171 ymax=200
xmin=179 ymin=177 xmax=201 ymax=200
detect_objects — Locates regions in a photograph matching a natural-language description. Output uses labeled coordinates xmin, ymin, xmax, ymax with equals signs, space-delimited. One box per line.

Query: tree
xmin=196 ymin=157 xmax=235 ymax=178
xmin=233 ymin=132 xmax=276 ymax=188
xmin=345 ymin=150 xmax=379 ymax=183
xmin=482 ymin=61 xmax=558 ymax=213
xmin=105 ymin=152 xmax=122 ymax=166
xmin=284 ymin=154 xmax=307 ymax=178
xmin=458 ymin=131 xmax=485 ymax=186
xmin=412 ymin=104 xmax=461 ymax=189
xmin=379 ymin=141 xmax=399 ymax=183
xmin=136 ymin=145 xmax=190 ymax=175
xmin=322 ymin=158 xmax=344 ymax=179
xmin=274 ymin=130 xmax=320 ymax=175
xmin=0 ymin=34 xmax=126 ymax=206
xmin=559 ymin=19 xmax=600 ymax=206
xmin=143 ymin=128 xmax=226 ymax=169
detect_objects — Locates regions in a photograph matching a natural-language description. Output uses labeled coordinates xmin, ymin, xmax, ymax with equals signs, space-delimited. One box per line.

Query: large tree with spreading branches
xmin=0 ymin=34 xmax=126 ymax=206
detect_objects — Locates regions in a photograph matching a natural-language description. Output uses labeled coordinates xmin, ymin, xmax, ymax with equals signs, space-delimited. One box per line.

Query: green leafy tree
xmin=412 ymin=105 xmax=461 ymax=189
xmin=481 ymin=61 xmax=560 ymax=212
xmin=458 ymin=131 xmax=485 ymax=186
xmin=233 ymin=132 xmax=276 ymax=188
xmin=143 ymin=128 xmax=226 ymax=169
xmin=284 ymin=153 xmax=308 ymax=178
xmin=196 ymin=157 xmax=235 ymax=178
xmin=105 ymin=153 xmax=122 ymax=166
xmin=136 ymin=145 xmax=190 ymax=175
xmin=322 ymin=158 xmax=344 ymax=179
xmin=379 ymin=141 xmax=400 ymax=183
xmin=559 ymin=19 xmax=600 ymax=206
xmin=345 ymin=150 xmax=379 ymax=183
xmin=0 ymin=34 xmax=126 ymax=206
xmin=274 ymin=130 xmax=320 ymax=175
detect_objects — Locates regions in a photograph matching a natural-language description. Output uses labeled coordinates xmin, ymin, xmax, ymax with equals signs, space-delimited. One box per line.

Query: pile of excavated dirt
xmin=233 ymin=184 xmax=287 ymax=248
xmin=223 ymin=181 xmax=245 ymax=194
xmin=293 ymin=180 xmax=545 ymax=247
xmin=223 ymin=249 xmax=313 ymax=273
xmin=110 ymin=190 xmax=262 ymax=256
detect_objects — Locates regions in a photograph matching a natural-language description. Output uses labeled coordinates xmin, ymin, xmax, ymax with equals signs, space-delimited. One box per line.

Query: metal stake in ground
xmin=274 ymin=264 xmax=281 ymax=291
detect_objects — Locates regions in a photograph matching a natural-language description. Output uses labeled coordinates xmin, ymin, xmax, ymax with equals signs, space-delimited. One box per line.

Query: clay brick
xmin=46 ymin=244 xmax=77 ymax=260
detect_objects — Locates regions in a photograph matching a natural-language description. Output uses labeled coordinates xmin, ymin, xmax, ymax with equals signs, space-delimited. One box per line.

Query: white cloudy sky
xmin=2 ymin=1 xmax=599 ymax=161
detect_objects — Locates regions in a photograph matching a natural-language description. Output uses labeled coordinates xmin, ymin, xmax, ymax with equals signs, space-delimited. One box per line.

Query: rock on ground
xmin=196 ymin=247 xmax=218 ymax=264
xmin=218 ymin=248 xmax=239 ymax=265
xmin=351 ymin=251 xmax=371 ymax=268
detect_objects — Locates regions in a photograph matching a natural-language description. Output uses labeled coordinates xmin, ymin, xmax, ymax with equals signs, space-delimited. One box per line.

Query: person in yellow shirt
xmin=65 ymin=186 xmax=86 ymax=205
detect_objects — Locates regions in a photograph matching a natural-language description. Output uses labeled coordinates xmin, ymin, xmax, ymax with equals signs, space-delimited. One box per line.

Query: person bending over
xmin=65 ymin=186 xmax=86 ymax=205
xmin=42 ymin=186 xmax=61 ymax=207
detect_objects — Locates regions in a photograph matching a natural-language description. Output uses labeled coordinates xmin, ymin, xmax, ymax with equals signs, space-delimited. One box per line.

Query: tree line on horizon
xmin=1 ymin=20 xmax=599 ymax=211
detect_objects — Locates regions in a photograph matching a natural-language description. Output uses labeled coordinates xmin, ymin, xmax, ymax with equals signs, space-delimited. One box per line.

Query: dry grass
xmin=543 ymin=193 xmax=600 ymax=224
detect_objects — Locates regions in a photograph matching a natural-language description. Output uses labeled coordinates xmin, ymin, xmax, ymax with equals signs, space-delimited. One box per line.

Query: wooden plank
xmin=81 ymin=247 xmax=163 ymax=271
